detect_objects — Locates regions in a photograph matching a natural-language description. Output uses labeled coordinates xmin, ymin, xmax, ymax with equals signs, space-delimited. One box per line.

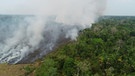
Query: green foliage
xmin=23 ymin=66 xmax=35 ymax=76
xmin=63 ymin=58 xmax=76 ymax=76
xmin=130 ymin=31 xmax=135 ymax=36
xmin=34 ymin=16 xmax=135 ymax=76
xmin=35 ymin=59 xmax=57 ymax=76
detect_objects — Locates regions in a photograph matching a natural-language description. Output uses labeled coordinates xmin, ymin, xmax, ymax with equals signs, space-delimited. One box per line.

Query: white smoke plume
xmin=0 ymin=0 xmax=106 ymax=64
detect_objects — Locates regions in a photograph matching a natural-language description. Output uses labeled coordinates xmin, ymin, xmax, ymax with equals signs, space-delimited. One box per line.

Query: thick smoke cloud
xmin=0 ymin=0 xmax=106 ymax=64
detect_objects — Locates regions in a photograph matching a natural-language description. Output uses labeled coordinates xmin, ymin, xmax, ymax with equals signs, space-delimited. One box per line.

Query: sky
xmin=0 ymin=0 xmax=135 ymax=16
xmin=105 ymin=0 xmax=135 ymax=16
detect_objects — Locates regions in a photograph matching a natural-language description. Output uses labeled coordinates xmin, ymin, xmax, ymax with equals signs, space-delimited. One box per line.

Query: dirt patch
xmin=0 ymin=64 xmax=30 ymax=76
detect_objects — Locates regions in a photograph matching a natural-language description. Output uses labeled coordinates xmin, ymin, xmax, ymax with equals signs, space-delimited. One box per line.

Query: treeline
xmin=31 ymin=16 xmax=135 ymax=76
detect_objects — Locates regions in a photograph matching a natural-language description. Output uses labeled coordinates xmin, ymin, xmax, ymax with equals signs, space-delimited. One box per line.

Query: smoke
xmin=0 ymin=0 xmax=106 ymax=64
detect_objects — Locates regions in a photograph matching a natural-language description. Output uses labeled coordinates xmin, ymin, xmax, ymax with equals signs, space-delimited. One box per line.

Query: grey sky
xmin=0 ymin=0 xmax=135 ymax=16
xmin=105 ymin=0 xmax=135 ymax=16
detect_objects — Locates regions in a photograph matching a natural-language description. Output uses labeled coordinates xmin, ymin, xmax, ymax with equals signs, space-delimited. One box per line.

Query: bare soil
xmin=0 ymin=64 xmax=30 ymax=76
